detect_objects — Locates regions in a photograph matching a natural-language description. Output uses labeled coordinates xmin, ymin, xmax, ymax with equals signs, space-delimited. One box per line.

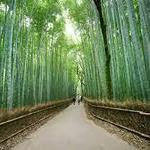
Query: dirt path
xmin=12 ymin=104 xmax=136 ymax=150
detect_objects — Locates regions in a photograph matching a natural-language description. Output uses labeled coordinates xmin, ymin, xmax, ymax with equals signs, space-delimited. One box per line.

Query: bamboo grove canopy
xmin=0 ymin=0 xmax=150 ymax=110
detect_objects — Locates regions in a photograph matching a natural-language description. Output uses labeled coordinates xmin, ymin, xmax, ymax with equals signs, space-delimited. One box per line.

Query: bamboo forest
xmin=0 ymin=0 xmax=150 ymax=149
xmin=0 ymin=0 xmax=149 ymax=110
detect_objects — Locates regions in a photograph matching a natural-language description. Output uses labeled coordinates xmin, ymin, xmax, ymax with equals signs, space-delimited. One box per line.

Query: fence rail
xmin=86 ymin=100 xmax=150 ymax=140
xmin=0 ymin=100 xmax=72 ymax=144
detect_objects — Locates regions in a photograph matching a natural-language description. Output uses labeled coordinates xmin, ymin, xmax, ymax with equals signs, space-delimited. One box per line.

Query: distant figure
xmin=78 ymin=98 xmax=80 ymax=105
xmin=80 ymin=96 xmax=83 ymax=103
xmin=78 ymin=96 xmax=83 ymax=105
xmin=72 ymin=97 xmax=76 ymax=105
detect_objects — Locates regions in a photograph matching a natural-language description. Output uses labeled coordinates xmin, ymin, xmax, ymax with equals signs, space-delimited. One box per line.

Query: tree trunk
xmin=93 ymin=0 xmax=112 ymax=99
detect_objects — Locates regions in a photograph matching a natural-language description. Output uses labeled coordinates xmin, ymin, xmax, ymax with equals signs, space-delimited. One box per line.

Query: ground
xmin=12 ymin=104 xmax=136 ymax=150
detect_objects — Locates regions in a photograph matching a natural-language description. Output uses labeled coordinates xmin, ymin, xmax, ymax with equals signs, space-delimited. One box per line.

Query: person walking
xmin=73 ymin=97 xmax=76 ymax=105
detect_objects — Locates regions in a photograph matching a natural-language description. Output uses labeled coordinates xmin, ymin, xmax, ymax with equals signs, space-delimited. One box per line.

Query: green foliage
xmin=0 ymin=0 xmax=76 ymax=110
xmin=0 ymin=0 xmax=149 ymax=110
xmin=88 ymin=0 xmax=150 ymax=102
xmin=66 ymin=0 xmax=150 ymax=102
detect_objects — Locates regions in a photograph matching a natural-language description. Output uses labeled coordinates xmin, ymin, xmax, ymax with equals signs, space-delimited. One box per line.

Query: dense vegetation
xmin=74 ymin=0 xmax=150 ymax=102
xmin=0 ymin=0 xmax=77 ymax=110
xmin=0 ymin=0 xmax=149 ymax=110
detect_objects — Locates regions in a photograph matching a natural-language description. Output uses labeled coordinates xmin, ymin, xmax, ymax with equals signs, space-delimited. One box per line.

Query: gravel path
xmin=12 ymin=104 xmax=136 ymax=150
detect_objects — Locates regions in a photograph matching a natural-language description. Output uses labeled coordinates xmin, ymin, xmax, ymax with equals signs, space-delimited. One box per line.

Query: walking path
xmin=12 ymin=104 xmax=136 ymax=150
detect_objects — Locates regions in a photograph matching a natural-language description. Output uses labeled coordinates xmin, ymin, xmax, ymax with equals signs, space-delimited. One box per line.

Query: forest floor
xmin=12 ymin=104 xmax=136 ymax=150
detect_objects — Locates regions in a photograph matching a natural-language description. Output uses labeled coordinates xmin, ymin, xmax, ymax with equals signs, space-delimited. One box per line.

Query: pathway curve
xmin=12 ymin=104 xmax=136 ymax=150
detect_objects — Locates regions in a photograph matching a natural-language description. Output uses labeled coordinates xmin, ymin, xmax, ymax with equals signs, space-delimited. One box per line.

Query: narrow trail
xmin=12 ymin=104 xmax=136 ymax=150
